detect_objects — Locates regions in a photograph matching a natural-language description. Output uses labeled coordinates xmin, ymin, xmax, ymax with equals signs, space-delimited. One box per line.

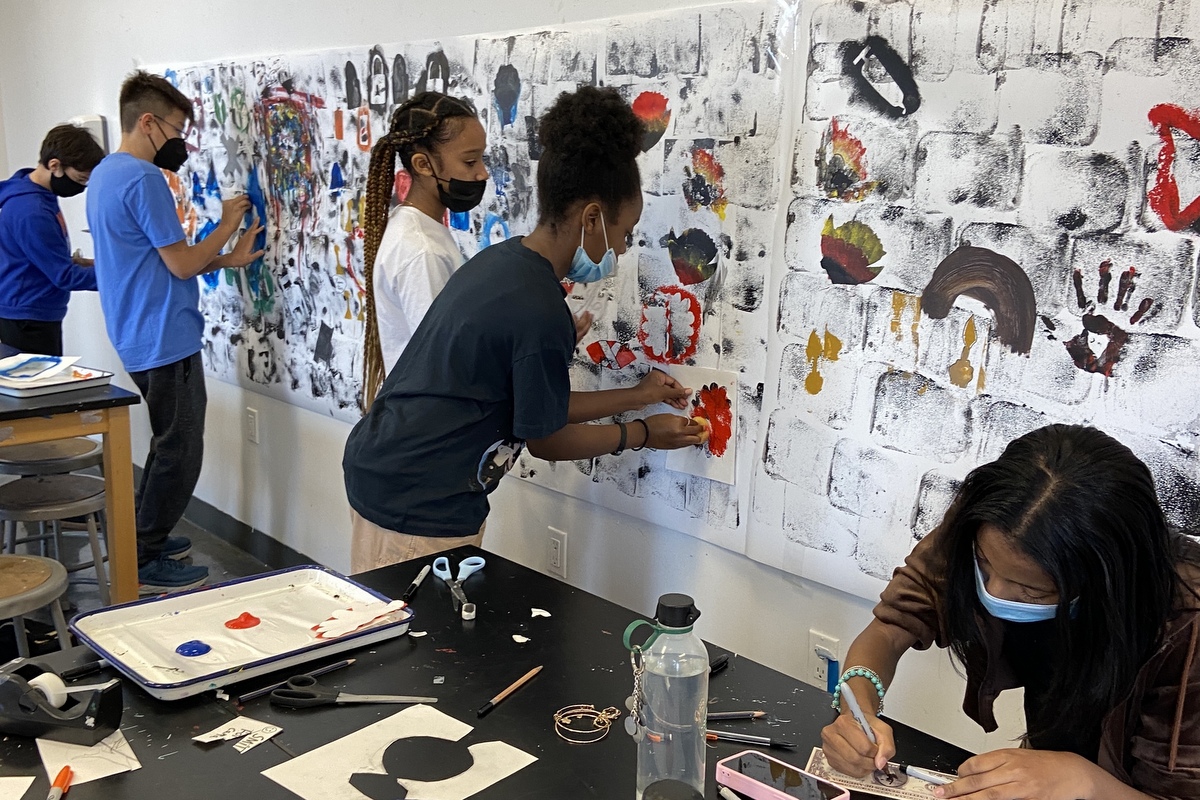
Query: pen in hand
xmin=840 ymin=679 xmax=896 ymax=776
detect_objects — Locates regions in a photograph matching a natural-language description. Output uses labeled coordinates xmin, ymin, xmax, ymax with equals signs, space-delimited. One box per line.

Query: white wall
xmin=0 ymin=0 xmax=1023 ymax=754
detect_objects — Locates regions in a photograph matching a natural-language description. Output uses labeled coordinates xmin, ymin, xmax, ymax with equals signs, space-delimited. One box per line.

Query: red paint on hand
xmin=225 ymin=612 xmax=262 ymax=630
xmin=691 ymin=383 xmax=733 ymax=457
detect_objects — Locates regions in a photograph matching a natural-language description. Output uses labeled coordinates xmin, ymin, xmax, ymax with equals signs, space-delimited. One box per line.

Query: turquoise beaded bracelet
xmin=830 ymin=666 xmax=886 ymax=714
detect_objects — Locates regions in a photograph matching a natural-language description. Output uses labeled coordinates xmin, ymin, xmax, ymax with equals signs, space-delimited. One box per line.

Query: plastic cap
xmin=655 ymin=593 xmax=701 ymax=628
xmin=643 ymin=779 xmax=704 ymax=800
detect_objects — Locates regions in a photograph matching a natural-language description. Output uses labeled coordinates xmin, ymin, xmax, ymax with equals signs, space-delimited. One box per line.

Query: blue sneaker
xmin=160 ymin=536 xmax=193 ymax=560
xmin=138 ymin=556 xmax=208 ymax=595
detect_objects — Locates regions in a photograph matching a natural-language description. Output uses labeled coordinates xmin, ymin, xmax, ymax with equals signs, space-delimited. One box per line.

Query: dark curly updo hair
xmin=536 ymin=86 xmax=644 ymax=225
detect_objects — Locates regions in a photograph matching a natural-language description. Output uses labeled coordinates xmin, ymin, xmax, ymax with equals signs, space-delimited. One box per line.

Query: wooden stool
xmin=0 ymin=554 xmax=71 ymax=657
xmin=0 ymin=476 xmax=110 ymax=606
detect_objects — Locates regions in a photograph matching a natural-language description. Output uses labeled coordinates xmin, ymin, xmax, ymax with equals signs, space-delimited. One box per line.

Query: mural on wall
xmin=751 ymin=0 xmax=1200 ymax=599
xmin=162 ymin=0 xmax=1200 ymax=601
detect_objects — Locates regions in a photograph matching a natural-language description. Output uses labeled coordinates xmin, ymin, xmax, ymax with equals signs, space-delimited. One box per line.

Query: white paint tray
xmin=69 ymin=565 xmax=412 ymax=700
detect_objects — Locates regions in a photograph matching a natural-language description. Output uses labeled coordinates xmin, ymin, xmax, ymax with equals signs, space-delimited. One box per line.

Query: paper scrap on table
xmin=262 ymin=704 xmax=536 ymax=800
xmin=36 ymin=730 xmax=141 ymax=786
xmin=313 ymin=600 xmax=407 ymax=639
xmin=805 ymin=748 xmax=956 ymax=800
xmin=194 ymin=716 xmax=282 ymax=753
xmin=0 ymin=776 xmax=35 ymax=800
xmin=531 ymin=608 xmax=551 ymax=618
xmin=665 ymin=365 xmax=738 ymax=485
xmin=512 ymin=634 xmax=531 ymax=644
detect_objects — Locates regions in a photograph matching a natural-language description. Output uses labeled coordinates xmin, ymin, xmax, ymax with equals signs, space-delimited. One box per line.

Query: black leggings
xmin=0 ymin=318 xmax=63 ymax=356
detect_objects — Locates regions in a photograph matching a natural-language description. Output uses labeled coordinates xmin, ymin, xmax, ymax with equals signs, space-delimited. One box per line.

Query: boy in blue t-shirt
xmin=86 ymin=71 xmax=263 ymax=594
xmin=0 ymin=124 xmax=105 ymax=355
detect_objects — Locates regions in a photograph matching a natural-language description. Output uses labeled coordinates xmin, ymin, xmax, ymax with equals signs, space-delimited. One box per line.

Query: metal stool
xmin=0 ymin=554 xmax=71 ymax=657
xmin=0 ymin=438 xmax=104 ymax=476
xmin=0 ymin=438 xmax=105 ymax=555
xmin=0 ymin=476 xmax=110 ymax=606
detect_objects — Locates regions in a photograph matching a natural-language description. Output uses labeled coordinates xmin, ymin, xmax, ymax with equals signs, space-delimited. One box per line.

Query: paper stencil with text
xmin=749 ymin=0 xmax=1200 ymax=600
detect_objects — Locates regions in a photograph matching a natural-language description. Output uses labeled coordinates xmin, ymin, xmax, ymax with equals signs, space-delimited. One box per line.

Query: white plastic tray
xmin=70 ymin=566 xmax=412 ymax=700
xmin=0 ymin=365 xmax=113 ymax=398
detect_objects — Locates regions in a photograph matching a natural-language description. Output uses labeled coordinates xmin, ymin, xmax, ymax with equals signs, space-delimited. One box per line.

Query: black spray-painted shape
xmin=524 ymin=114 xmax=543 ymax=161
xmin=921 ymin=246 xmax=1036 ymax=355
xmin=344 ymin=61 xmax=362 ymax=109
xmin=349 ymin=736 xmax=475 ymax=800
xmin=392 ymin=55 xmax=409 ymax=106
xmin=416 ymin=50 xmax=451 ymax=96
xmin=313 ymin=322 xmax=334 ymax=364
xmin=368 ymin=46 xmax=388 ymax=115
xmin=493 ymin=65 xmax=521 ymax=128
xmin=840 ymin=36 xmax=921 ymax=119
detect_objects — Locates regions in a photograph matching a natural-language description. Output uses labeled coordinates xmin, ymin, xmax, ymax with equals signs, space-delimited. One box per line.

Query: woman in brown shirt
xmin=821 ymin=424 xmax=1200 ymax=800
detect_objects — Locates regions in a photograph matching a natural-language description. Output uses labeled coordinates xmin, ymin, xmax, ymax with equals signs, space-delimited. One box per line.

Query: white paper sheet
xmin=805 ymin=747 xmax=957 ymax=800
xmin=35 ymin=730 xmax=141 ymax=786
xmin=665 ymin=366 xmax=738 ymax=485
xmin=262 ymin=704 xmax=536 ymax=800
xmin=0 ymin=777 xmax=35 ymax=800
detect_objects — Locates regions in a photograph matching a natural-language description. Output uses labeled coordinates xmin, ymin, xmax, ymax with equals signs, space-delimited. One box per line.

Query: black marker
xmin=402 ymin=564 xmax=431 ymax=602
xmin=705 ymin=729 xmax=794 ymax=750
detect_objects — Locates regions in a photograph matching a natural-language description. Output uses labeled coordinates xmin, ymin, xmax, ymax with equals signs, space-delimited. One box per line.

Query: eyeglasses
xmin=153 ymin=114 xmax=190 ymax=139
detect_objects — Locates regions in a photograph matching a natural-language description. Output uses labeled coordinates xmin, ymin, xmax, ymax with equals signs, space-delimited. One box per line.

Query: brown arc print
xmin=920 ymin=246 xmax=1037 ymax=355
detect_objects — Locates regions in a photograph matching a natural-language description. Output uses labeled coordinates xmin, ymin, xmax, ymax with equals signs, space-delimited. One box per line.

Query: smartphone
xmin=715 ymin=750 xmax=850 ymax=800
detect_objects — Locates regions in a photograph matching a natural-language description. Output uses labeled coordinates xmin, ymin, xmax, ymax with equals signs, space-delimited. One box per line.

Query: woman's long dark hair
xmin=940 ymin=424 xmax=1188 ymax=747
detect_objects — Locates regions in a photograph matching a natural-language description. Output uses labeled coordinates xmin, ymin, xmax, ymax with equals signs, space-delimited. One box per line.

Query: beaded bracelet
xmin=830 ymin=666 xmax=885 ymax=715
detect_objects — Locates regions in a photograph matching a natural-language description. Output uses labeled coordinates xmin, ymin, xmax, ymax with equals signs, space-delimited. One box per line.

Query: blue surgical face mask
xmin=974 ymin=559 xmax=1065 ymax=623
xmin=566 ymin=211 xmax=617 ymax=284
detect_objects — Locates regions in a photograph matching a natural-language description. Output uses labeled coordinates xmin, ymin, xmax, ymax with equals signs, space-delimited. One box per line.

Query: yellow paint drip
xmin=948 ymin=315 xmax=977 ymax=388
xmin=343 ymin=290 xmax=352 ymax=320
xmin=911 ymin=296 xmax=922 ymax=351
xmin=890 ymin=292 xmax=907 ymax=339
xmin=805 ymin=330 xmax=825 ymax=394
xmin=976 ymin=365 xmax=986 ymax=392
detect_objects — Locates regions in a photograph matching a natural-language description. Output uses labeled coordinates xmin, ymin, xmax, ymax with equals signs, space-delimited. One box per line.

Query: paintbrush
xmin=477 ymin=665 xmax=542 ymax=718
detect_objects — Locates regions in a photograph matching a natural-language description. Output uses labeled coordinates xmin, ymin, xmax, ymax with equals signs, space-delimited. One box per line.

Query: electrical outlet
xmin=245 ymin=407 xmax=260 ymax=444
xmin=809 ymin=630 xmax=840 ymax=687
xmin=547 ymin=526 xmax=568 ymax=578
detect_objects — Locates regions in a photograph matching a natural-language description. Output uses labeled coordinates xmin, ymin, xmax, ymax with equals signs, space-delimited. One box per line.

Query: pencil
xmin=236 ymin=658 xmax=357 ymax=704
xmin=477 ymin=665 xmax=542 ymax=718
xmin=705 ymin=730 xmax=794 ymax=750
xmin=707 ymin=710 xmax=766 ymax=721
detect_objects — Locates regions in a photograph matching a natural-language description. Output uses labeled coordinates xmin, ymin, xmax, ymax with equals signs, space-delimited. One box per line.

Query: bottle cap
xmin=643 ymin=779 xmax=704 ymax=800
xmin=461 ymin=603 xmax=476 ymax=621
xmin=654 ymin=593 xmax=701 ymax=628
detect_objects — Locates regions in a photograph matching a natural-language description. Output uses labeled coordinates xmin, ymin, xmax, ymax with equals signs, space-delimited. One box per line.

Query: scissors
xmin=432 ymin=555 xmax=486 ymax=611
xmin=268 ymin=674 xmax=437 ymax=709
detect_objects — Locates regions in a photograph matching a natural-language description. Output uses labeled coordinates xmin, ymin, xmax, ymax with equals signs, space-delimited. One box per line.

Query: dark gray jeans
xmin=129 ymin=352 xmax=206 ymax=565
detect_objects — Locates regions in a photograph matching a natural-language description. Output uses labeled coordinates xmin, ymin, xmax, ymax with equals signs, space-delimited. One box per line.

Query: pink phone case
xmin=715 ymin=750 xmax=850 ymax=800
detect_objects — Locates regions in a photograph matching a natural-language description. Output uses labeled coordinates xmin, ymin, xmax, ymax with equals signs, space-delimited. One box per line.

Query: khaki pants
xmin=350 ymin=508 xmax=485 ymax=573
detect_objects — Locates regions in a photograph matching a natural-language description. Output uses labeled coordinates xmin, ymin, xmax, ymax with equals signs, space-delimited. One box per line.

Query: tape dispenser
xmin=0 ymin=654 xmax=122 ymax=744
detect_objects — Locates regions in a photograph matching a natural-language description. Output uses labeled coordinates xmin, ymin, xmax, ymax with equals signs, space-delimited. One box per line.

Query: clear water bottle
xmin=633 ymin=593 xmax=708 ymax=799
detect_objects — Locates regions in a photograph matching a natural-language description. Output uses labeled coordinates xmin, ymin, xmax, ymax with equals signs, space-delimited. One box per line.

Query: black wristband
xmin=611 ymin=421 xmax=628 ymax=456
xmin=630 ymin=418 xmax=650 ymax=451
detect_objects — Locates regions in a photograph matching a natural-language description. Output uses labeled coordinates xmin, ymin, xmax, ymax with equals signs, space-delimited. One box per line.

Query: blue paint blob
xmin=480 ymin=212 xmax=510 ymax=249
xmin=175 ymin=640 xmax=212 ymax=657
xmin=330 ymin=163 xmax=345 ymax=195
xmin=196 ymin=220 xmax=221 ymax=288
xmin=191 ymin=173 xmax=205 ymax=206
xmin=206 ymin=167 xmax=220 ymax=200
xmin=449 ymin=211 xmax=471 ymax=231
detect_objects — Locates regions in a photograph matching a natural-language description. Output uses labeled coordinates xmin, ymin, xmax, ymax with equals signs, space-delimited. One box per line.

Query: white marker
xmin=899 ymin=763 xmax=954 ymax=786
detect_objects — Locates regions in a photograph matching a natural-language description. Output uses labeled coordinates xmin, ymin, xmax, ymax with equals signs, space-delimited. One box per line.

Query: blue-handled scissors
xmin=432 ymin=555 xmax=486 ymax=611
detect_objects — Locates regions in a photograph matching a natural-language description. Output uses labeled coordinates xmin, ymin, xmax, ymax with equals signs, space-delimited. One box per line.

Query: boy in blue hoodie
xmin=0 ymin=125 xmax=105 ymax=355
xmin=87 ymin=71 xmax=263 ymax=594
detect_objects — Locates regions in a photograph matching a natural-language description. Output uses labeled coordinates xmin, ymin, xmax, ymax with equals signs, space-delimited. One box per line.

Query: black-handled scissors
xmin=268 ymin=674 xmax=438 ymax=709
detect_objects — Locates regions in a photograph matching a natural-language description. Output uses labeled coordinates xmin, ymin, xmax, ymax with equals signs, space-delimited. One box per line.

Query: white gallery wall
xmin=0 ymin=0 xmax=1026 ymax=754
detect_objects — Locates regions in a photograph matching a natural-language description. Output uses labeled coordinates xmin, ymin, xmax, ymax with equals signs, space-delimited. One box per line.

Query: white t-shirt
xmin=373 ymin=205 xmax=464 ymax=371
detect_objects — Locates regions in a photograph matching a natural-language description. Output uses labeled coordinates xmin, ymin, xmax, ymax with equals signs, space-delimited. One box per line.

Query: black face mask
xmin=428 ymin=165 xmax=486 ymax=213
xmin=153 ymin=136 xmax=189 ymax=173
xmin=49 ymin=171 xmax=86 ymax=198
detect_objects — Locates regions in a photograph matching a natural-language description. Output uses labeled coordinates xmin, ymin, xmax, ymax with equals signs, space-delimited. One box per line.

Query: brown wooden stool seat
xmin=0 ymin=554 xmax=71 ymax=657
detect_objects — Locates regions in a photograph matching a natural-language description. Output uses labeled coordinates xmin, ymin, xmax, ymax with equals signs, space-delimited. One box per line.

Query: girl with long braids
xmin=361 ymin=92 xmax=487 ymax=409
xmin=343 ymin=86 xmax=704 ymax=571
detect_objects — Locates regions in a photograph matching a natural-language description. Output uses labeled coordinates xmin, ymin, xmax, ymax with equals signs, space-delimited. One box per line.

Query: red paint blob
xmin=225 ymin=612 xmax=261 ymax=630
xmin=692 ymin=383 xmax=733 ymax=457
xmin=1147 ymin=103 xmax=1200 ymax=231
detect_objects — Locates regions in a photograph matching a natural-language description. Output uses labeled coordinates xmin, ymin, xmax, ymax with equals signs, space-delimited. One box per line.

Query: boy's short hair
xmin=39 ymin=124 xmax=105 ymax=172
xmin=118 ymin=70 xmax=194 ymax=132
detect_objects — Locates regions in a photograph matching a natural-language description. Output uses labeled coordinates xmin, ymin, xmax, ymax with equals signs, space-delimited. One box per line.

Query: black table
xmin=0 ymin=546 xmax=970 ymax=799
xmin=0 ymin=384 xmax=141 ymax=602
